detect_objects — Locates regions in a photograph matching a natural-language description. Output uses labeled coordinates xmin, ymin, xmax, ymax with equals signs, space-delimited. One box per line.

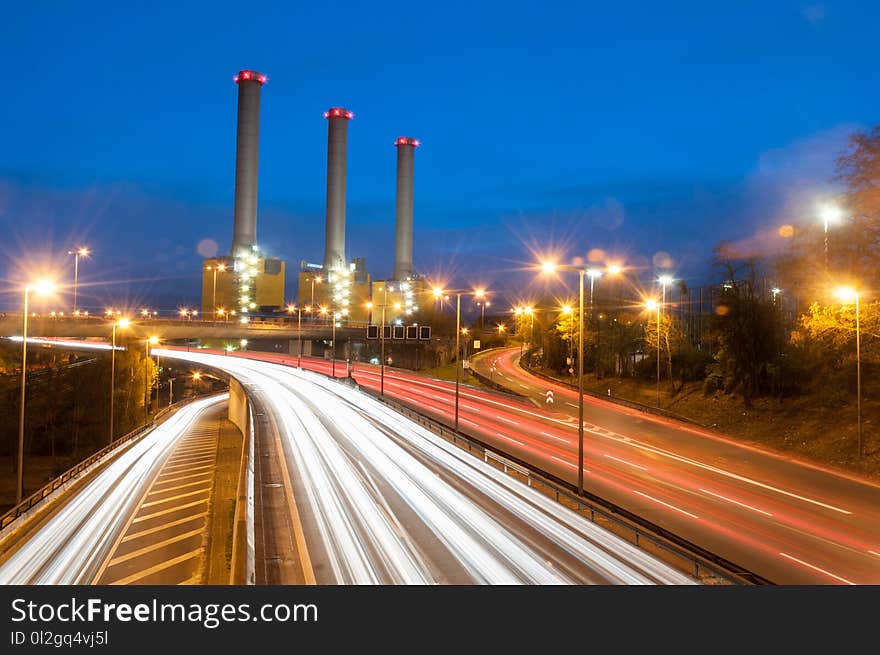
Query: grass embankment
xmin=418 ymin=362 xmax=493 ymax=390
xmin=534 ymin=365 xmax=880 ymax=481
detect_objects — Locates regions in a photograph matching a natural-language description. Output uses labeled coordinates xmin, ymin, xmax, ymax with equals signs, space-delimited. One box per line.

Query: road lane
xmin=157 ymin=349 xmax=695 ymax=585
xmin=185 ymin=347 xmax=880 ymax=584
xmin=0 ymin=395 xmax=229 ymax=584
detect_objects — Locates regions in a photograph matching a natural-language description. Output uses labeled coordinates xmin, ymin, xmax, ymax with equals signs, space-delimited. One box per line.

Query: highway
xmin=200 ymin=346 xmax=880 ymax=584
xmin=0 ymin=395 xmax=229 ymax=584
xmin=155 ymin=348 xmax=694 ymax=584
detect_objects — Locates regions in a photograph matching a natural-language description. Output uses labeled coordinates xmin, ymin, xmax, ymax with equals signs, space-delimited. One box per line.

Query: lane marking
xmin=150 ymin=479 xmax=214 ymax=495
xmin=540 ymin=431 xmax=570 ymax=443
xmin=551 ymin=455 xmax=575 ymax=468
xmin=108 ymin=527 xmax=205 ymax=566
xmin=141 ymin=488 xmax=212 ymax=507
xmin=698 ymin=488 xmax=773 ymax=517
xmin=152 ymin=470 xmax=214 ymax=486
xmin=496 ymin=433 xmax=524 ymax=446
xmin=132 ymin=498 xmax=211 ymax=523
xmin=157 ymin=463 xmax=214 ymax=476
xmin=566 ymin=402 xmax=578 ymax=408
xmin=109 ymin=550 xmax=202 ymax=585
xmin=632 ymin=490 xmax=699 ymax=519
xmin=604 ymin=453 xmax=648 ymax=471
xmin=868 ymin=550 xmax=880 ymax=558
xmin=778 ymin=552 xmax=855 ymax=585
xmin=122 ymin=512 xmax=209 ymax=543
xmin=495 ymin=415 xmax=520 ymax=425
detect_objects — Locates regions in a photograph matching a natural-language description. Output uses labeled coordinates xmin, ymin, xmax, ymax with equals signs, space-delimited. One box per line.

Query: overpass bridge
xmin=0 ymin=314 xmax=365 ymax=342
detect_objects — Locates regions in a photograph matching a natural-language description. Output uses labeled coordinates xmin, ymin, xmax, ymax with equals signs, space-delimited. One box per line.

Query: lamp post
xmin=144 ymin=336 xmax=159 ymax=420
xmin=331 ymin=312 xmax=339 ymax=378
xmin=477 ymin=300 xmax=491 ymax=329
xmin=835 ymin=286 xmax=862 ymax=458
xmin=206 ymin=263 xmax=226 ymax=321
xmin=380 ymin=285 xmax=393 ymax=396
xmin=434 ymin=286 xmax=486 ymax=432
xmin=67 ymin=247 xmax=89 ymax=315
xmin=17 ymin=280 xmax=56 ymax=504
xmin=645 ymin=299 xmax=661 ymax=408
xmin=110 ymin=317 xmax=131 ymax=444
xmin=820 ymin=204 xmax=843 ymax=269
xmin=309 ymin=275 xmax=322 ymax=316
xmin=540 ymin=262 xmax=587 ymax=495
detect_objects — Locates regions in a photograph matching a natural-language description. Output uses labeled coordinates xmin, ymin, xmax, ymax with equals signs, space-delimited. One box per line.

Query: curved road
xmin=156 ymin=349 xmax=694 ymax=585
xmin=191 ymin=346 xmax=880 ymax=584
xmin=0 ymin=395 xmax=229 ymax=584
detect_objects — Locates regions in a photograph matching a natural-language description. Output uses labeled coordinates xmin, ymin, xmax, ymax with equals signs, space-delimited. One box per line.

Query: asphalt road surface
xmin=156 ymin=349 xmax=695 ymax=585
xmin=0 ymin=395 xmax=229 ymax=584
xmin=196 ymin=346 xmax=880 ymax=584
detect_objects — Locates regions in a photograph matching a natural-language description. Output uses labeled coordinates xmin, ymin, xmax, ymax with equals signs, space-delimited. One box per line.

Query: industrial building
xmin=202 ymin=70 xmax=429 ymax=328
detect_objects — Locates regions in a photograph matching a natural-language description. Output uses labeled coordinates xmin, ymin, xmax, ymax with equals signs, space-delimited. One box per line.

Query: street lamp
xmin=476 ymin=300 xmax=491 ymax=329
xmin=834 ymin=286 xmax=862 ymax=459
xmin=587 ymin=269 xmax=602 ymax=315
xmin=434 ymin=286 xmax=486 ymax=432
xmin=658 ymin=275 xmax=674 ymax=312
xmin=820 ymin=204 xmax=844 ymax=267
xmin=377 ymin=284 xmax=395 ymax=396
xmin=540 ymin=262 xmax=586 ymax=495
xmin=331 ymin=312 xmax=340 ymax=378
xmin=206 ymin=263 xmax=226 ymax=320
xmin=645 ymin=298 xmax=661 ymax=408
xmin=67 ymin=247 xmax=89 ymax=315
xmin=561 ymin=304 xmax=574 ymax=378
xmin=17 ymin=279 xmax=56 ymax=504
xmin=144 ymin=336 xmax=159 ymax=419
xmin=110 ymin=317 xmax=131 ymax=444
xmin=310 ymin=275 xmax=322 ymax=313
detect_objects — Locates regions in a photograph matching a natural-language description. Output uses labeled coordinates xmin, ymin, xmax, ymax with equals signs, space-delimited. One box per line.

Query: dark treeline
xmin=524 ymin=124 xmax=880 ymax=409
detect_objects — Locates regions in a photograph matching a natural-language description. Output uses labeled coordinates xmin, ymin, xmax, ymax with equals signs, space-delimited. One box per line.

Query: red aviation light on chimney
xmin=324 ymin=107 xmax=354 ymax=120
xmin=233 ymin=70 xmax=268 ymax=85
xmin=395 ymin=137 xmax=420 ymax=147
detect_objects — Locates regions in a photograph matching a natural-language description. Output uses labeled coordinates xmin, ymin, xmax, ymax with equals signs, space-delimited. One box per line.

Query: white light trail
xmin=154 ymin=350 xmax=695 ymax=585
xmin=0 ymin=395 xmax=227 ymax=584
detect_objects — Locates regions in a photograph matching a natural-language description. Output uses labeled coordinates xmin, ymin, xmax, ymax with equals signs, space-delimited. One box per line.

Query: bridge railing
xmin=0 ymin=401 xmax=184 ymax=532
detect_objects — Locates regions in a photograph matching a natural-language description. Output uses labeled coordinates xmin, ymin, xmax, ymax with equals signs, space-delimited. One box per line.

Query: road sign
xmin=568 ymin=367 xmax=574 ymax=374
xmin=463 ymin=360 xmax=470 ymax=369
xmin=545 ymin=390 xmax=554 ymax=404
xmin=473 ymin=340 xmax=481 ymax=349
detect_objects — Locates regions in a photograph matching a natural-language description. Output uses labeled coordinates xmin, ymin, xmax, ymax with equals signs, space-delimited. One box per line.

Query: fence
xmin=0 ymin=401 xmax=186 ymax=531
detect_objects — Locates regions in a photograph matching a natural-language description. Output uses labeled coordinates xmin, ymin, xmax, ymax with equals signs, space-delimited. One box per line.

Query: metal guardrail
xmin=0 ymin=401 xmax=188 ymax=531
xmin=363 ymin=387 xmax=773 ymax=585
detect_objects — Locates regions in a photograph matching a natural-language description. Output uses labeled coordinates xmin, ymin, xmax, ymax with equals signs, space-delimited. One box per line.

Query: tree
xmin=710 ymin=250 xmax=786 ymax=406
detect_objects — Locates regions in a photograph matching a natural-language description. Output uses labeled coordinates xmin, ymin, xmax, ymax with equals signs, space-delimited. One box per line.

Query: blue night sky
xmin=1 ymin=0 xmax=877 ymax=311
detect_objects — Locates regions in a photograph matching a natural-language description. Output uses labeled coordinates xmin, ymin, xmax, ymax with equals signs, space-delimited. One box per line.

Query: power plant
xmin=203 ymin=70 xmax=431 ymax=327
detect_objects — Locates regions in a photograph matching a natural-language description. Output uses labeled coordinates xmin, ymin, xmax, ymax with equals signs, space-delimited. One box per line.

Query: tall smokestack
xmin=323 ymin=107 xmax=353 ymax=271
xmin=231 ymin=69 xmax=267 ymax=257
xmin=393 ymin=137 xmax=419 ymax=280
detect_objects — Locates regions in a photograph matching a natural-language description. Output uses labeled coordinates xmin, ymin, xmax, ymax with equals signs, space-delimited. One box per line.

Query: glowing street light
xmin=206 ymin=263 xmax=226 ymax=321
xmin=834 ymin=286 xmax=862 ymax=458
xmin=820 ymin=204 xmax=844 ymax=267
xmin=17 ymin=279 xmax=56 ymax=503
xmin=433 ymin=285 xmax=490 ymax=432
xmin=658 ymin=274 xmax=675 ymax=312
xmin=67 ymin=247 xmax=89 ymax=315
xmin=539 ymin=260 xmax=588 ymax=494
xmin=645 ymin=298 xmax=661 ymax=408
xmin=144 ymin=336 xmax=160 ymax=418
xmin=109 ymin=317 xmax=131 ymax=444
